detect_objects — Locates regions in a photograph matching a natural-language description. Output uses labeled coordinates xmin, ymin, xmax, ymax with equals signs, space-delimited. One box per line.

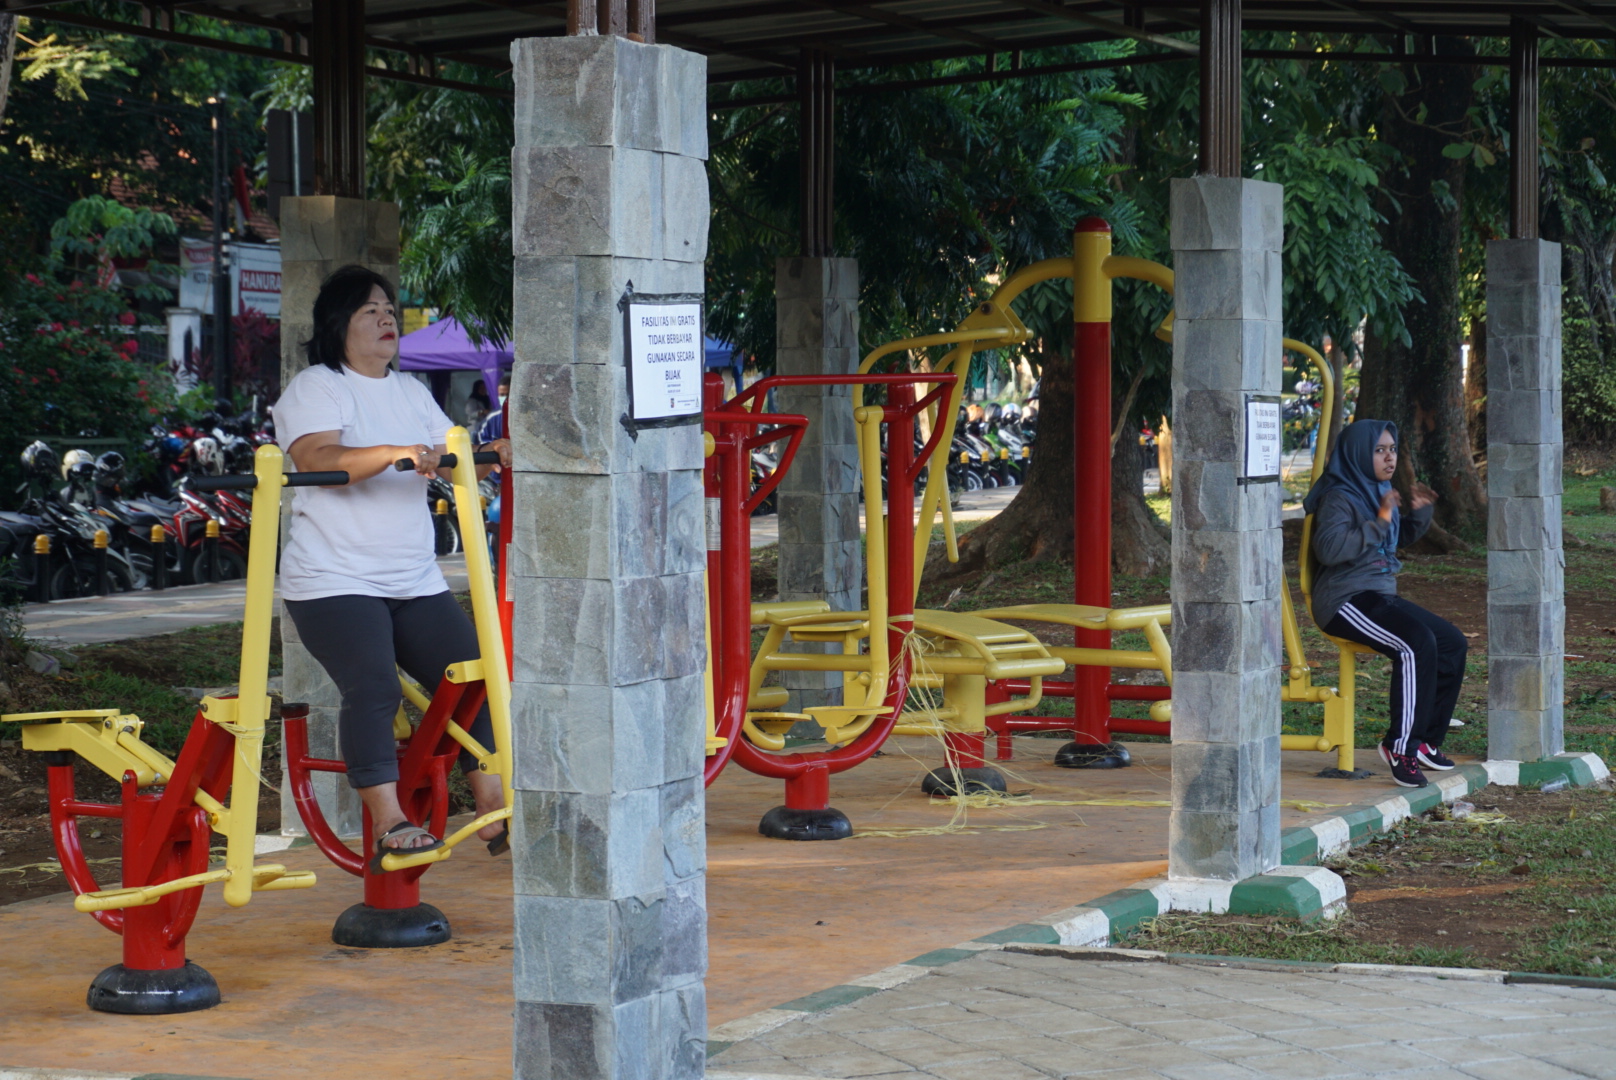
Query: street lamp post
xmin=209 ymin=95 xmax=231 ymax=410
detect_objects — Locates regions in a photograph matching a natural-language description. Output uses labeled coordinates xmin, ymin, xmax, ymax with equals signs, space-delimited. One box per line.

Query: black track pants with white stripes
xmin=1324 ymin=591 xmax=1468 ymax=756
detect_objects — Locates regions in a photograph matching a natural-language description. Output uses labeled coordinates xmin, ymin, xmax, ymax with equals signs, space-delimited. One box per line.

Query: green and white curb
xmin=708 ymin=751 xmax=1611 ymax=1058
xmin=1281 ymin=753 xmax=1609 ymax=866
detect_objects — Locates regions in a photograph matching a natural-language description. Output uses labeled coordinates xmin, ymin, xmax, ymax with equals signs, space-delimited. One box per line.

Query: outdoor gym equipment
xmin=0 ymin=444 xmax=329 ymax=1014
xmin=704 ymin=368 xmax=968 ymax=839
xmin=917 ymin=220 xmax=1360 ymax=774
xmin=284 ymin=428 xmax=515 ymax=947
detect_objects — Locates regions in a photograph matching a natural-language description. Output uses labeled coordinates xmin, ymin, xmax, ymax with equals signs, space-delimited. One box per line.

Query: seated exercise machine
xmin=0 ymin=428 xmax=514 ymax=1013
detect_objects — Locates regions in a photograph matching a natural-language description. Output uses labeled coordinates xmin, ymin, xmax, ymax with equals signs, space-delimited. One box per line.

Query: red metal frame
xmin=702 ymin=373 xmax=811 ymax=786
xmin=703 ymin=372 xmax=957 ymax=810
xmin=42 ymin=706 xmax=240 ymax=972
xmin=282 ymin=674 xmax=486 ymax=909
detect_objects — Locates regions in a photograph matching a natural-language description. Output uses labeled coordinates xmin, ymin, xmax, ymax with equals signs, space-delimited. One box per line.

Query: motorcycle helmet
xmin=20 ymin=440 xmax=58 ymax=479
xmin=984 ymin=403 xmax=1003 ymax=426
xmin=94 ymin=451 xmax=127 ymax=492
xmin=191 ymin=436 xmax=225 ymax=476
xmin=61 ymin=448 xmax=94 ymax=481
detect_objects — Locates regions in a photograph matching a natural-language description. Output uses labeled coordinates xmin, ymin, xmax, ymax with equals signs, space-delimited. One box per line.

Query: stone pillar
xmin=507 ymin=36 xmax=709 ymax=1080
xmin=1167 ymin=177 xmax=1285 ymax=882
xmin=774 ymin=257 xmax=860 ymax=712
xmin=276 ymin=195 xmax=400 ymax=839
xmin=1486 ymin=239 xmax=1565 ymax=763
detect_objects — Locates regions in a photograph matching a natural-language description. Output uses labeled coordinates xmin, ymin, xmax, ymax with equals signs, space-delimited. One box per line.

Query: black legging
xmin=284 ymin=591 xmax=492 ymax=788
xmin=1324 ymin=591 xmax=1468 ymax=756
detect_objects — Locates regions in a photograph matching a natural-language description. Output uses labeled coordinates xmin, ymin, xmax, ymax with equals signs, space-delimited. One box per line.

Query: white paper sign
xmin=1244 ymin=397 xmax=1282 ymax=481
xmin=627 ymin=301 xmax=703 ymax=421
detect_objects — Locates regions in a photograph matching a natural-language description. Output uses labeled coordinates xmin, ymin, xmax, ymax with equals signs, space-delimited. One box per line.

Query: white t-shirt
xmin=274 ymin=364 xmax=453 ymax=601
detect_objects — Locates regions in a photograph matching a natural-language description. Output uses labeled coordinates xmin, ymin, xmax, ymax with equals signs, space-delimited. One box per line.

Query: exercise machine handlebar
xmin=393 ymin=451 xmax=501 ymax=472
xmin=189 ymin=470 xmax=350 ymax=490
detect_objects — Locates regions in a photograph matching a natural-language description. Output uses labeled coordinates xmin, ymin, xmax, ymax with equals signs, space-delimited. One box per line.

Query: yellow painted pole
xmin=219 ymin=443 xmax=284 ymax=908
xmin=446 ymin=427 xmax=514 ymax=821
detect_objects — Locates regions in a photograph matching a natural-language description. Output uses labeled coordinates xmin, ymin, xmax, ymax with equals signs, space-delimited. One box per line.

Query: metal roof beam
xmin=996 ymin=0 xmax=1197 ymax=52
xmin=791 ymin=0 xmax=1007 ymax=51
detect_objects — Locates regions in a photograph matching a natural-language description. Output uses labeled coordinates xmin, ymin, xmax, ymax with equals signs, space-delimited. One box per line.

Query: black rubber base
xmin=87 ymin=960 xmax=220 ymax=1015
xmin=921 ymin=767 xmax=1008 ymax=797
xmin=1054 ymin=741 xmax=1133 ymax=769
xmin=758 ymin=805 xmax=853 ymax=841
xmin=1318 ymin=767 xmax=1377 ymax=780
xmin=332 ymin=902 xmax=451 ymax=948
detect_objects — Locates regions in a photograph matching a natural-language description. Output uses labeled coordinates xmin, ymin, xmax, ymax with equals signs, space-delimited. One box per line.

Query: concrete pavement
xmin=708 ymin=947 xmax=1616 ymax=1080
xmin=19 ymin=555 xmax=471 ymax=645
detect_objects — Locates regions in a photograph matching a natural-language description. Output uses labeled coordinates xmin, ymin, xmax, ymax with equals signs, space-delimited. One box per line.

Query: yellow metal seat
xmin=893 ymin=611 xmax=1065 ymax=740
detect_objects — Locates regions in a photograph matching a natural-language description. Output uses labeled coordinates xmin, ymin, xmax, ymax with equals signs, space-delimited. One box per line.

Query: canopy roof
xmin=396 ymin=316 xmax=511 ymax=400
xmin=22 ymin=1 xmax=1616 ymax=86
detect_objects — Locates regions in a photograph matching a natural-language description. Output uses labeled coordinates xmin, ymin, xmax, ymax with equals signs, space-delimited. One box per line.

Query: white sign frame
xmin=622 ymin=290 xmax=705 ymax=427
xmin=1242 ymin=395 xmax=1282 ymax=484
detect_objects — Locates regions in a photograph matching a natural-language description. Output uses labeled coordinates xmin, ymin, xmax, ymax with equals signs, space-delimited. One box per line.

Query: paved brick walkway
xmin=708 ymin=949 xmax=1616 ymax=1080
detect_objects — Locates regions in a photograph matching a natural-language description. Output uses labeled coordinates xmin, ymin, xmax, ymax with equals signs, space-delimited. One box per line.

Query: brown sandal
xmin=369 ymin=821 xmax=443 ymax=874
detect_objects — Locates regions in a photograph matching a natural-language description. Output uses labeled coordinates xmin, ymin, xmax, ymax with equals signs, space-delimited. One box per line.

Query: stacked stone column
xmin=1167 ymin=177 xmax=1285 ymax=882
xmin=774 ymin=257 xmax=861 ymax=711
xmin=507 ymin=36 xmax=709 ymax=1080
xmin=277 ymin=195 xmax=400 ymax=839
xmin=1486 ymin=240 xmax=1565 ymax=763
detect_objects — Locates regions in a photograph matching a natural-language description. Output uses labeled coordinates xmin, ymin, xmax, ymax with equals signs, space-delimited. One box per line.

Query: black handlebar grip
xmin=284 ymin=471 xmax=350 ymax=488
xmin=392 ymin=451 xmax=501 ymax=472
xmin=188 ymin=475 xmax=260 ymax=491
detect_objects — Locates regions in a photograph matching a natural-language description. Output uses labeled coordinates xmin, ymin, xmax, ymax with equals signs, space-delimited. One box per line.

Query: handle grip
xmin=188 ymin=475 xmax=259 ymax=491
xmin=393 ymin=451 xmax=500 ymax=472
xmin=189 ymin=471 xmax=350 ymax=491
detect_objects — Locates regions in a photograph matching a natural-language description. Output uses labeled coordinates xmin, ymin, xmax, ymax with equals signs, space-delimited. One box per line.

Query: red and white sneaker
xmin=1416 ymin=743 xmax=1456 ymax=771
xmin=1379 ymin=742 xmax=1429 ymax=788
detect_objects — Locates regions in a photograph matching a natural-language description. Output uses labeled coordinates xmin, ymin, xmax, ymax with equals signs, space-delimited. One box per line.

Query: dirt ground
xmin=1332 ymin=788 xmax=1614 ymax=968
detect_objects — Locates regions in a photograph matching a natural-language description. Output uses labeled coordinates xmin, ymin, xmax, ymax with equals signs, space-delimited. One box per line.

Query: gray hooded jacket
xmin=1309 ymin=491 xmax=1433 ymax=630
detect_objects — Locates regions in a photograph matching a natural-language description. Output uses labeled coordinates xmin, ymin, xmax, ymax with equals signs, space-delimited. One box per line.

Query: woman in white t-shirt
xmin=275 ymin=265 xmax=511 ymax=869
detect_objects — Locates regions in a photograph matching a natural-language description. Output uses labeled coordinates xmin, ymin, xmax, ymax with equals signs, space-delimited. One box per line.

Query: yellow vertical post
xmin=446 ymin=427 xmax=514 ymax=817
xmin=220 ymin=443 xmax=285 ymax=907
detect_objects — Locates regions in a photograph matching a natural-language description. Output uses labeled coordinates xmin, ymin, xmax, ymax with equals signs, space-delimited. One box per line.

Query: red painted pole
xmin=1071 ymin=218 xmax=1114 ymax=752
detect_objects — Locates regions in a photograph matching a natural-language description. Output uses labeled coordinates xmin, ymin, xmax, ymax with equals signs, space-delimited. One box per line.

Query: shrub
xmin=1563 ymin=293 xmax=1616 ymax=443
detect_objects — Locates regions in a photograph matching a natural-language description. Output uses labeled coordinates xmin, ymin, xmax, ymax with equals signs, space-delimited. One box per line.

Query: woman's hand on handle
xmin=474 ymin=438 xmax=511 ymax=481
xmin=288 ymin=432 xmax=443 ymax=486
xmin=1378 ymin=488 xmax=1402 ymax=522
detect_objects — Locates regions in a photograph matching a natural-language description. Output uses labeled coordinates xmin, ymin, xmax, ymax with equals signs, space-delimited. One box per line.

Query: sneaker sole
xmin=1390 ymin=773 xmax=1429 ymax=788
xmin=1418 ymin=756 xmax=1455 ymax=771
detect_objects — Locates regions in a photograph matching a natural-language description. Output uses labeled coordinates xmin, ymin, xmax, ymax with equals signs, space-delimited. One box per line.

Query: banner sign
xmin=177 ymin=239 xmax=282 ymax=319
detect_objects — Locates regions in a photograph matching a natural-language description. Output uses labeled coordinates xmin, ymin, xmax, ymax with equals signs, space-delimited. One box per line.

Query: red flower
xmin=118 ymin=312 xmax=138 ymax=326
xmin=25 ymin=273 xmax=40 ymax=284
xmin=49 ymin=322 xmax=63 ymax=332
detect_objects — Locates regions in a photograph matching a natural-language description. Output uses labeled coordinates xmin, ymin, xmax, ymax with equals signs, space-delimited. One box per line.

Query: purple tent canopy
xmin=396 ymin=317 xmax=513 ymax=405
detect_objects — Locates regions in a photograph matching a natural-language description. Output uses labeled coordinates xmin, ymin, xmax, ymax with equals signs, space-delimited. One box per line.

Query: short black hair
xmin=304 ymin=265 xmax=398 ymax=373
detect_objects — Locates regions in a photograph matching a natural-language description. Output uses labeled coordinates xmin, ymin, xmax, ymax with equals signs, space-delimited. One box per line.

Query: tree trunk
xmin=927 ymin=345 xmax=1074 ymax=581
xmin=1359 ymin=47 xmax=1487 ymax=532
xmin=1465 ymin=314 xmax=1486 ymax=452
xmin=0 ymin=16 xmax=17 ymax=125
xmin=1156 ymin=416 xmax=1173 ymax=495
xmin=1112 ymin=419 xmax=1170 ymax=577
xmin=1321 ymin=335 xmax=1348 ymax=463
xmin=924 ymin=339 xmax=1170 ymax=583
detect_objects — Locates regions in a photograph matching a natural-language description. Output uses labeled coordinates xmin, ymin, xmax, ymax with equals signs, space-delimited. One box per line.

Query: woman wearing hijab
xmin=1305 ymin=420 xmax=1468 ymax=789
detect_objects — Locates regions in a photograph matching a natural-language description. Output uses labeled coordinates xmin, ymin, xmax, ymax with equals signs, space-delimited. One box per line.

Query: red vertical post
xmin=1071 ymin=219 xmax=1114 ymax=752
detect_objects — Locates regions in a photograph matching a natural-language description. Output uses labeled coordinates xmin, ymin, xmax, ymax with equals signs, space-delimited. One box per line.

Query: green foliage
xmin=16 ymin=30 xmax=136 ymax=100
xmin=1563 ymin=293 xmax=1616 ymax=441
xmin=0 ymin=271 xmax=160 ymax=494
xmin=399 ymin=147 xmax=513 ymax=347
xmin=1262 ymin=134 xmax=1417 ymax=348
xmin=708 ymin=46 xmax=1143 ymax=372
xmin=1 ymin=14 xmax=287 ymax=243
xmin=47 ymin=194 xmax=177 ymax=299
